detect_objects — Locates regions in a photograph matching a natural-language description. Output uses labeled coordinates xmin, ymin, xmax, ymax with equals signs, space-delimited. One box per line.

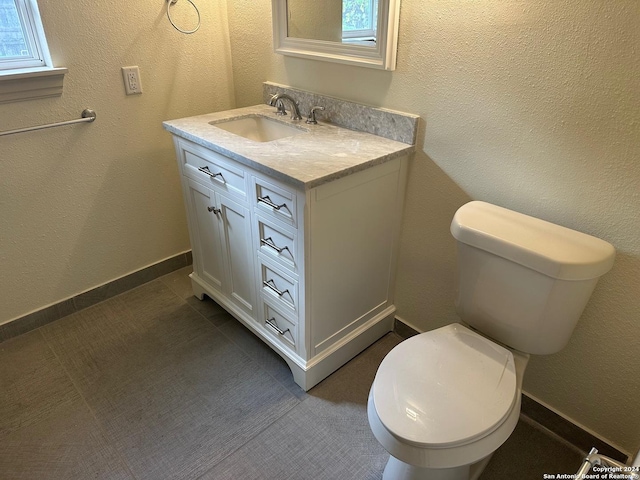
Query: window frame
xmin=0 ymin=0 xmax=49 ymax=70
xmin=0 ymin=0 xmax=65 ymax=103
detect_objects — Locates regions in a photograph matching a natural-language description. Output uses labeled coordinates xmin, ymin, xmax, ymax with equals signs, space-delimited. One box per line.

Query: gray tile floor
xmin=0 ymin=267 xmax=584 ymax=479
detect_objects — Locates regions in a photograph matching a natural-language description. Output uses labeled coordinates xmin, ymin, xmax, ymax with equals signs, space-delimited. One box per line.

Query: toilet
xmin=368 ymin=201 xmax=616 ymax=480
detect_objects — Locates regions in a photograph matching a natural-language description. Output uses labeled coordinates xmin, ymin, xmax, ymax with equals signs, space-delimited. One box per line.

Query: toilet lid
xmin=372 ymin=323 xmax=517 ymax=448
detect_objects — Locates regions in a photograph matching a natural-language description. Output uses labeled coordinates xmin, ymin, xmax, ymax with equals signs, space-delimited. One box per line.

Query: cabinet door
xmin=186 ymin=179 xmax=225 ymax=292
xmin=217 ymin=192 xmax=256 ymax=317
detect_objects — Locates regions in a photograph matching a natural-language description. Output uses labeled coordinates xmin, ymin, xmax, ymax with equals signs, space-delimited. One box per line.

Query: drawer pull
xmin=265 ymin=317 xmax=290 ymax=336
xmin=257 ymin=195 xmax=286 ymax=211
xmin=260 ymin=237 xmax=289 ymax=254
xmin=207 ymin=206 xmax=221 ymax=215
xmin=198 ymin=165 xmax=225 ymax=181
xmin=263 ymin=279 xmax=289 ymax=297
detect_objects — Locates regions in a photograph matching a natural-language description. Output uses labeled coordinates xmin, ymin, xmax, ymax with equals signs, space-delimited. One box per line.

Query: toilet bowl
xmin=368 ymin=324 xmax=529 ymax=480
xmin=368 ymin=201 xmax=616 ymax=480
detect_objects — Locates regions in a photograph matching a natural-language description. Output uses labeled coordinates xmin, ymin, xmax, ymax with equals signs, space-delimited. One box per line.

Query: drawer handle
xmin=260 ymin=237 xmax=289 ymax=254
xmin=207 ymin=206 xmax=221 ymax=215
xmin=257 ymin=195 xmax=286 ymax=211
xmin=263 ymin=279 xmax=289 ymax=297
xmin=266 ymin=317 xmax=290 ymax=336
xmin=198 ymin=165 xmax=225 ymax=181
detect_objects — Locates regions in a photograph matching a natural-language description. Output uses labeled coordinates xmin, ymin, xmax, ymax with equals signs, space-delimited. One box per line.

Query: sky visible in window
xmin=0 ymin=0 xmax=29 ymax=58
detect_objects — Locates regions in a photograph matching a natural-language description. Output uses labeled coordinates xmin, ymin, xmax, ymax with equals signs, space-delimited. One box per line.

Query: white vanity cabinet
xmin=178 ymin=141 xmax=256 ymax=318
xmin=171 ymin=133 xmax=408 ymax=391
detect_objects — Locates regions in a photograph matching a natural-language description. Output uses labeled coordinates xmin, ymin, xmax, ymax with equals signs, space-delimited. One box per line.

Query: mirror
xmin=272 ymin=0 xmax=401 ymax=71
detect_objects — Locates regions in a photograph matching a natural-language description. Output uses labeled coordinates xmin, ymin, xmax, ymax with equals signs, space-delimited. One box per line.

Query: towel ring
xmin=166 ymin=0 xmax=201 ymax=34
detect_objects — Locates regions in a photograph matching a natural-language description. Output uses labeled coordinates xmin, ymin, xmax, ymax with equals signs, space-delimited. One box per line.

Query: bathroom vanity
xmin=164 ymin=90 xmax=417 ymax=390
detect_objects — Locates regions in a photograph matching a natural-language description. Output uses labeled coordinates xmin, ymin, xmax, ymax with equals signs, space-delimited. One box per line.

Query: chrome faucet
xmin=269 ymin=93 xmax=302 ymax=120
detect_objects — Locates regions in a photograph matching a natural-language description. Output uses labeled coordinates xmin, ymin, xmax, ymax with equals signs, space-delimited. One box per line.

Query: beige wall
xmin=226 ymin=0 xmax=640 ymax=454
xmin=0 ymin=0 xmax=235 ymax=324
xmin=287 ymin=0 xmax=342 ymax=42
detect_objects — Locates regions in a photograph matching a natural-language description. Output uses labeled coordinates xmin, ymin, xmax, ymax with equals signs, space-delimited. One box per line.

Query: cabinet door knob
xmin=207 ymin=206 xmax=221 ymax=215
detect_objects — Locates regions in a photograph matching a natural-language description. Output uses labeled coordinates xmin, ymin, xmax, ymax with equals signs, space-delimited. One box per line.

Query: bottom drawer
xmin=261 ymin=302 xmax=297 ymax=353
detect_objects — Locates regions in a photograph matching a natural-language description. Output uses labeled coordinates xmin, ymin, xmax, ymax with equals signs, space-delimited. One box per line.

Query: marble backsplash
xmin=263 ymin=82 xmax=419 ymax=145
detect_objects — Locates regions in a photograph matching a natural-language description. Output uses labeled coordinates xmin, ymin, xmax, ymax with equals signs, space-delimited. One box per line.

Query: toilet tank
xmin=450 ymin=201 xmax=615 ymax=355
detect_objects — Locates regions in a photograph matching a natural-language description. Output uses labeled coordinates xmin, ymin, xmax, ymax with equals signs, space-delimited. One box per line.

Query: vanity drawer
xmin=180 ymin=142 xmax=247 ymax=199
xmin=261 ymin=302 xmax=297 ymax=354
xmin=253 ymin=176 xmax=297 ymax=227
xmin=259 ymin=258 xmax=298 ymax=315
xmin=255 ymin=215 xmax=298 ymax=273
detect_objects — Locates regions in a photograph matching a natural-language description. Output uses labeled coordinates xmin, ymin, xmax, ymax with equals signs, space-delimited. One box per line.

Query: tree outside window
xmin=0 ymin=0 xmax=51 ymax=70
xmin=0 ymin=0 xmax=30 ymax=58
xmin=342 ymin=0 xmax=378 ymax=40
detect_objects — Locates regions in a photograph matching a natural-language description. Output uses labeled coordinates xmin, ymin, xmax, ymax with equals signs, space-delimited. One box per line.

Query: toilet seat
xmin=372 ymin=323 xmax=517 ymax=449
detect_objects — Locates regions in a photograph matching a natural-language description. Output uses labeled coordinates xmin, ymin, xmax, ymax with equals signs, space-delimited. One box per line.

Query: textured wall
xmin=0 ymin=0 xmax=235 ymax=324
xmin=226 ymin=1 xmax=640 ymax=454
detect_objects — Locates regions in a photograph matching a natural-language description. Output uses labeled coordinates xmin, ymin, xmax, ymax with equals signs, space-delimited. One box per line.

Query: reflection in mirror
xmin=287 ymin=1 xmax=342 ymax=42
xmin=286 ymin=0 xmax=379 ymax=45
xmin=272 ymin=0 xmax=400 ymax=70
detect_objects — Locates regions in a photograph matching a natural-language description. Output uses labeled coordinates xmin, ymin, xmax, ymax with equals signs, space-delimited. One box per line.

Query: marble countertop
xmin=163 ymin=104 xmax=415 ymax=190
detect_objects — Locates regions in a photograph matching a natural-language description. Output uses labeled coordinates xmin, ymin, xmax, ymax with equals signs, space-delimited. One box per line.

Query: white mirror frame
xmin=272 ymin=0 xmax=401 ymax=71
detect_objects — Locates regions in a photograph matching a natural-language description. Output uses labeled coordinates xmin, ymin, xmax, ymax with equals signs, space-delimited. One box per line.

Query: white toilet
xmin=368 ymin=201 xmax=616 ymax=480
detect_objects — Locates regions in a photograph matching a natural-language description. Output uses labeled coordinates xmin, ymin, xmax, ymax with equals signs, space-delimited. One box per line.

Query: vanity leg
xmin=189 ymin=272 xmax=206 ymax=300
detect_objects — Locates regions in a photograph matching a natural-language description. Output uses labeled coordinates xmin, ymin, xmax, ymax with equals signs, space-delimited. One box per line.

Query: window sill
xmin=0 ymin=67 xmax=68 ymax=104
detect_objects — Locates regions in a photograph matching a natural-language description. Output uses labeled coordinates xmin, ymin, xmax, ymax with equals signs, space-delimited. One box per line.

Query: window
xmin=0 ymin=0 xmax=50 ymax=70
xmin=0 ymin=0 xmax=65 ymax=103
xmin=342 ymin=0 xmax=379 ymax=41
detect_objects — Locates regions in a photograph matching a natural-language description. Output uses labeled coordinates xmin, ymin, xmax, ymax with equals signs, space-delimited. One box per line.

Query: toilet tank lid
xmin=450 ymin=201 xmax=616 ymax=280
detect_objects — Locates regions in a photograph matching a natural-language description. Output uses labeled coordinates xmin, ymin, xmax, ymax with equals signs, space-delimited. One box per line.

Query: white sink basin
xmin=210 ymin=115 xmax=306 ymax=142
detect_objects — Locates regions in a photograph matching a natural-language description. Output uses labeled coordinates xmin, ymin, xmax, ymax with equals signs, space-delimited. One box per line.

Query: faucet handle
xmin=306 ymin=106 xmax=325 ymax=125
xmin=274 ymin=99 xmax=287 ymax=116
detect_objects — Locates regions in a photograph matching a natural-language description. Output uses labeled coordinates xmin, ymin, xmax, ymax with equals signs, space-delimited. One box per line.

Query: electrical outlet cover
xmin=121 ymin=66 xmax=143 ymax=95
